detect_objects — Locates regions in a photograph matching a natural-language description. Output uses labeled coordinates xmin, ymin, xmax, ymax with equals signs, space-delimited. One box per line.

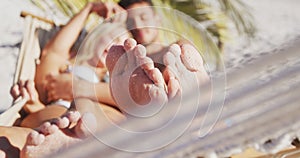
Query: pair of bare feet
xmin=107 ymin=38 xmax=209 ymax=113
xmin=20 ymin=38 xmax=209 ymax=158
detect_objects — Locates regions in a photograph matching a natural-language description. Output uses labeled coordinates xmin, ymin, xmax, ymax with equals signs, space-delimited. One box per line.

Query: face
xmin=92 ymin=27 xmax=129 ymax=68
xmin=126 ymin=2 xmax=159 ymax=44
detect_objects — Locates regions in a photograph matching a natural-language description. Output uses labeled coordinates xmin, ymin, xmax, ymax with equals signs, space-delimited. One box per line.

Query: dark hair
xmin=118 ymin=0 xmax=153 ymax=9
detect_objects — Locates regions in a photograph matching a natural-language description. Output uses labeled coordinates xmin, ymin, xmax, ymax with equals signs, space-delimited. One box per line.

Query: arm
xmin=42 ymin=3 xmax=94 ymax=58
xmin=76 ymin=80 xmax=116 ymax=107
xmin=42 ymin=2 xmax=125 ymax=59
xmin=46 ymin=73 xmax=116 ymax=107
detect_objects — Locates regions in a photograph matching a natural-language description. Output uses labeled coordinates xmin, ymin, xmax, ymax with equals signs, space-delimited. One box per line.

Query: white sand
xmin=0 ymin=0 xmax=44 ymax=112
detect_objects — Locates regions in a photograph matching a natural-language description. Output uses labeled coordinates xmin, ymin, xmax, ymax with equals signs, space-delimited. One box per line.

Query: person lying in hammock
xmin=18 ymin=1 xmax=210 ymax=157
xmin=1 ymin=2 xmax=208 ymax=157
xmin=0 ymin=2 xmax=129 ymax=158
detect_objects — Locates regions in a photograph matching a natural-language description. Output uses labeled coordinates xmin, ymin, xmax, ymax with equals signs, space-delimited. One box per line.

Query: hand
xmin=10 ymin=80 xmax=44 ymax=113
xmin=10 ymin=80 xmax=38 ymax=102
xmin=45 ymin=73 xmax=73 ymax=102
xmin=90 ymin=2 xmax=127 ymax=23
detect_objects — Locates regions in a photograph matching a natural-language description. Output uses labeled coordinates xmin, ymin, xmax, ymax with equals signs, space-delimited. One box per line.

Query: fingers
xmin=110 ymin=5 xmax=127 ymax=23
xmin=45 ymin=78 xmax=55 ymax=102
xmin=10 ymin=83 xmax=20 ymax=100
xmin=45 ymin=73 xmax=74 ymax=102
xmin=25 ymin=80 xmax=37 ymax=101
xmin=11 ymin=80 xmax=39 ymax=102
xmin=91 ymin=2 xmax=125 ymax=21
xmin=106 ymin=2 xmax=125 ymax=19
xmin=19 ymin=80 xmax=27 ymax=98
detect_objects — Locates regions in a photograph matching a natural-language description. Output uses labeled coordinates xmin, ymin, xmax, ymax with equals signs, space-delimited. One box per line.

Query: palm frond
xmin=218 ymin=0 xmax=256 ymax=37
xmin=28 ymin=0 xmax=257 ymax=68
xmin=153 ymin=0 xmax=222 ymax=69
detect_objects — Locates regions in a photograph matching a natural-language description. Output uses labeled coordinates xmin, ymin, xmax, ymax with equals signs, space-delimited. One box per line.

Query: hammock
xmin=0 ymin=10 xmax=299 ymax=158
xmin=0 ymin=12 xmax=53 ymax=126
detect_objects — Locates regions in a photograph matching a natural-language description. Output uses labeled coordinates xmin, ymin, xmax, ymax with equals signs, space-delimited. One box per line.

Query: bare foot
xmin=20 ymin=124 xmax=80 ymax=158
xmin=162 ymin=43 xmax=210 ymax=99
xmin=53 ymin=110 xmax=97 ymax=139
xmin=106 ymin=38 xmax=168 ymax=116
xmin=20 ymin=111 xmax=87 ymax=158
xmin=21 ymin=102 xmax=125 ymax=158
xmin=10 ymin=80 xmax=45 ymax=113
xmin=179 ymin=43 xmax=210 ymax=84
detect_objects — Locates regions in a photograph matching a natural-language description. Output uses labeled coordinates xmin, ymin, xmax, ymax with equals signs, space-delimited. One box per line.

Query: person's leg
xmin=0 ymin=126 xmax=33 ymax=158
xmin=69 ymin=98 xmax=126 ymax=138
xmin=21 ymin=98 xmax=125 ymax=158
xmin=20 ymin=105 xmax=68 ymax=128
xmin=10 ymin=79 xmax=68 ymax=128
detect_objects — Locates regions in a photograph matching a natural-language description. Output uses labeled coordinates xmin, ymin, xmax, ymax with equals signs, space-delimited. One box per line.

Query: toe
xmin=180 ymin=44 xmax=204 ymax=72
xmin=53 ymin=117 xmax=70 ymax=129
xmin=163 ymin=52 xmax=176 ymax=67
xmin=124 ymin=38 xmax=137 ymax=51
xmin=167 ymin=77 xmax=180 ymax=99
xmin=66 ymin=111 xmax=81 ymax=123
xmin=149 ymin=86 xmax=168 ymax=105
xmin=138 ymin=56 xmax=154 ymax=70
xmin=146 ymin=68 xmax=165 ymax=88
xmin=163 ymin=67 xmax=180 ymax=99
xmin=168 ymin=45 xmax=188 ymax=73
xmin=26 ymin=131 xmax=45 ymax=146
xmin=134 ymin=44 xmax=146 ymax=59
xmin=39 ymin=122 xmax=58 ymax=135
xmin=163 ymin=51 xmax=179 ymax=82
xmin=136 ymin=53 xmax=165 ymax=88
xmin=127 ymin=44 xmax=147 ymax=70
xmin=163 ymin=52 xmax=182 ymax=99
xmin=74 ymin=112 xmax=97 ymax=138
xmin=126 ymin=46 xmax=139 ymax=70
xmin=168 ymin=44 xmax=181 ymax=57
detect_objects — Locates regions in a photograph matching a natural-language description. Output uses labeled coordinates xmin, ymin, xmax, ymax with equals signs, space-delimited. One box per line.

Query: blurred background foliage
xmin=28 ymin=0 xmax=255 ymax=69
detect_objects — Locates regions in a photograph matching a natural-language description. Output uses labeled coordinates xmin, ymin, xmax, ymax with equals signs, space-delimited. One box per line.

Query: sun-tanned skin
xmin=20 ymin=34 xmax=208 ymax=157
xmin=0 ymin=2 xmax=128 ymax=158
xmin=20 ymin=1 xmax=210 ymax=157
xmin=18 ymin=2 xmax=129 ymax=129
xmin=20 ymin=98 xmax=125 ymax=158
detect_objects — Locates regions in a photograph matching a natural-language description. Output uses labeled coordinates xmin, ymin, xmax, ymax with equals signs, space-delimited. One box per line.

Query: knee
xmin=72 ymin=98 xmax=97 ymax=112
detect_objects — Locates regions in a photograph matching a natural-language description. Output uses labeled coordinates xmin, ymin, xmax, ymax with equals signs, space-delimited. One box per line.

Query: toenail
xmin=169 ymin=44 xmax=181 ymax=56
xmin=163 ymin=52 xmax=176 ymax=65
xmin=134 ymin=45 xmax=146 ymax=57
xmin=124 ymin=38 xmax=137 ymax=49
